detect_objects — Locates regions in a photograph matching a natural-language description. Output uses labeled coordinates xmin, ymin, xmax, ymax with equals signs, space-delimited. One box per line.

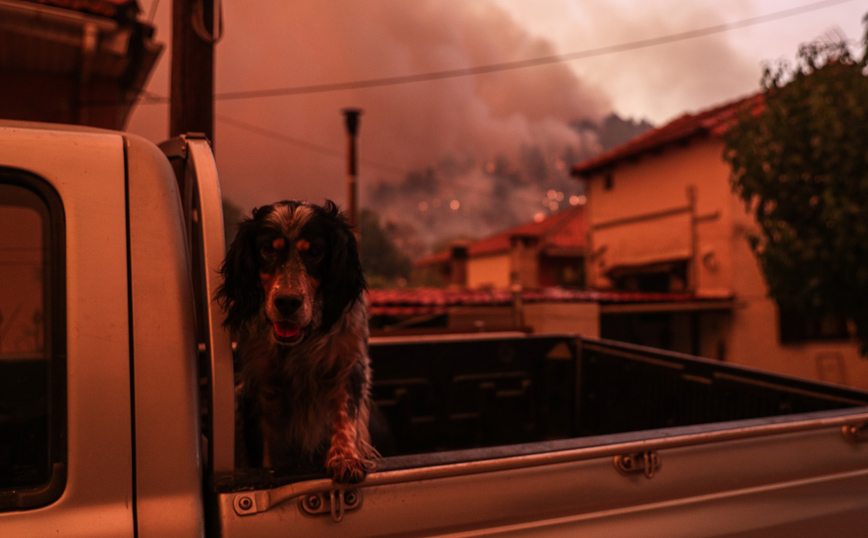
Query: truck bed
xmin=216 ymin=333 xmax=868 ymax=489
xmin=215 ymin=334 xmax=868 ymax=537
xmin=369 ymin=334 xmax=868 ymax=460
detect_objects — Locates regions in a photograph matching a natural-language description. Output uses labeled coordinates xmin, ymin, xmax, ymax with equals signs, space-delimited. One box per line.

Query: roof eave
xmin=572 ymin=128 xmax=709 ymax=178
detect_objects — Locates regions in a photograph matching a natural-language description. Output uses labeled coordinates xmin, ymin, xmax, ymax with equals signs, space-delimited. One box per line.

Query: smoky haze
xmin=228 ymin=1 xmax=612 ymax=251
xmin=131 ymin=0 xmax=617 ymax=252
xmin=127 ymin=0 xmax=865 ymax=254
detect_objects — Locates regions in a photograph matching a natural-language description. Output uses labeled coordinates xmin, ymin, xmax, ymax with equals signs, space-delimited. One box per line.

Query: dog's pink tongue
xmin=274 ymin=321 xmax=300 ymax=338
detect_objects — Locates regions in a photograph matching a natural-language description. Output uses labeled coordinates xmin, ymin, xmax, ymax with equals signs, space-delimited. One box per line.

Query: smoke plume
xmin=132 ymin=1 xmax=616 ymax=250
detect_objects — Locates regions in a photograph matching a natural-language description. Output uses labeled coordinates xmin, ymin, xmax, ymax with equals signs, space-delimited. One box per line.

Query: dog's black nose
xmin=274 ymin=295 xmax=303 ymax=315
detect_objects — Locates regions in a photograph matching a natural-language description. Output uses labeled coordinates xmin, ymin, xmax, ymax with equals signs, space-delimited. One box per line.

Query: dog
xmin=217 ymin=200 xmax=375 ymax=484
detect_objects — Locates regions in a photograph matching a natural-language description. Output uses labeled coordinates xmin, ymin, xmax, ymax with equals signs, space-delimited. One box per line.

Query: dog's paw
xmin=326 ymin=452 xmax=375 ymax=484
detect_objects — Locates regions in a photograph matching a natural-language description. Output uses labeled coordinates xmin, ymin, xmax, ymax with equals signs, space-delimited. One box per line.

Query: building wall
xmin=467 ymin=253 xmax=511 ymax=289
xmin=539 ymin=255 xmax=584 ymax=288
xmin=583 ymin=137 xmax=868 ymax=389
xmin=585 ymin=137 xmax=734 ymax=298
xmin=448 ymin=306 xmax=516 ymax=331
xmin=445 ymin=303 xmax=599 ymax=339
xmin=525 ymin=302 xmax=600 ymax=339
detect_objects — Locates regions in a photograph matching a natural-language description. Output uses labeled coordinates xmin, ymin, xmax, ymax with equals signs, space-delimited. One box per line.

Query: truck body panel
xmin=217 ymin=435 xmax=868 ymax=537
xmin=126 ymin=133 xmax=206 ymax=538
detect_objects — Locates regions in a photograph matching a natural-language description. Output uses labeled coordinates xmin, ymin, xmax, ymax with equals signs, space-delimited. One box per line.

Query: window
xmin=0 ymin=173 xmax=66 ymax=510
xmin=609 ymin=261 xmax=688 ymax=293
xmin=779 ymin=307 xmax=849 ymax=344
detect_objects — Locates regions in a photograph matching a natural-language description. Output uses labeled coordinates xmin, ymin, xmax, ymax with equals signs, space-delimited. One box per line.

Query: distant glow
xmin=547 ymin=189 xmax=557 ymax=200
xmin=485 ymin=162 xmax=496 ymax=173
xmin=556 ymin=191 xmax=564 ymax=201
xmin=450 ymin=199 xmax=460 ymax=210
xmin=533 ymin=212 xmax=546 ymax=222
xmin=555 ymin=159 xmax=566 ymax=171
xmin=549 ymin=201 xmax=559 ymax=211
xmin=418 ymin=201 xmax=429 ymax=211
xmin=569 ymin=194 xmax=588 ymax=206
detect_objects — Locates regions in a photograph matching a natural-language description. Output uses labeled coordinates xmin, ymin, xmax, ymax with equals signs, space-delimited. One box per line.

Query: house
xmin=414 ymin=204 xmax=587 ymax=290
xmin=0 ymin=0 xmax=162 ymax=129
xmin=376 ymin=204 xmax=725 ymax=339
xmin=376 ymin=206 xmax=589 ymax=336
xmin=572 ymin=94 xmax=868 ymax=389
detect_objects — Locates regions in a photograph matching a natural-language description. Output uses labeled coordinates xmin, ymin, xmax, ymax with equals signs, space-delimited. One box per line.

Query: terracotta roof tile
xmin=572 ymin=93 xmax=763 ymax=177
xmin=368 ymin=287 xmax=704 ymax=316
xmin=416 ymin=205 xmax=585 ymax=266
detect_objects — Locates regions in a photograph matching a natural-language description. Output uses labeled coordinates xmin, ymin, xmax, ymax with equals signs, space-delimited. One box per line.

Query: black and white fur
xmin=217 ymin=200 xmax=375 ymax=483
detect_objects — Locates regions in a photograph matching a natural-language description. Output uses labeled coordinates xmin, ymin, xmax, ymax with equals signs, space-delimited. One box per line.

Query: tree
xmin=359 ymin=209 xmax=413 ymax=288
xmin=723 ymin=17 xmax=868 ymax=354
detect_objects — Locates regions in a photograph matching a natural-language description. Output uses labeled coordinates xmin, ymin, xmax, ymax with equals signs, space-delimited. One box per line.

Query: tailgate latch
xmin=614 ymin=451 xmax=661 ymax=479
xmin=842 ymin=423 xmax=868 ymax=443
xmin=300 ymin=489 xmax=362 ymax=523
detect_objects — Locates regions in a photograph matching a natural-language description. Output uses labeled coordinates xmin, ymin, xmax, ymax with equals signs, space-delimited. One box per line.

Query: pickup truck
xmin=2 ymin=119 xmax=868 ymax=537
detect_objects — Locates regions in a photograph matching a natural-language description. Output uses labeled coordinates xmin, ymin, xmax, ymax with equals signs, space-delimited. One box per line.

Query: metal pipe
xmin=343 ymin=108 xmax=362 ymax=231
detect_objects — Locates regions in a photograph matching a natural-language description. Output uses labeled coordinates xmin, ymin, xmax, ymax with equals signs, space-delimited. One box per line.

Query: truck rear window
xmin=0 ymin=174 xmax=66 ymax=510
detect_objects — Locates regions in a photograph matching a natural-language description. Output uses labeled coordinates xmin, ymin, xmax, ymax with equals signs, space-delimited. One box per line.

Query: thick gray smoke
xmin=265 ymin=1 xmax=614 ymax=250
xmin=131 ymin=1 xmax=615 ymax=250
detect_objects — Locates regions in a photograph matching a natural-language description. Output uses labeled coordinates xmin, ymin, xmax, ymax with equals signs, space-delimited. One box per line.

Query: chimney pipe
xmin=343 ymin=108 xmax=362 ymax=231
xmin=448 ymin=241 xmax=470 ymax=289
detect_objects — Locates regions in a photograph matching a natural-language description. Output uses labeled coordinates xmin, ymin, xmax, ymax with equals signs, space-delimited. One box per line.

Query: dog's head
xmin=217 ymin=200 xmax=366 ymax=345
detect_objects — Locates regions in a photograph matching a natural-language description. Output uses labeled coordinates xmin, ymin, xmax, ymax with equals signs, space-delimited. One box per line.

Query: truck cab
xmin=0 ymin=122 xmax=205 ymax=537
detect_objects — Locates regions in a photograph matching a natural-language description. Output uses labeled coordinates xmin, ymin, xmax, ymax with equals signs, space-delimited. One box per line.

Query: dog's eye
xmin=308 ymin=242 xmax=323 ymax=258
xmin=302 ymin=240 xmax=325 ymax=264
xmin=260 ymin=237 xmax=285 ymax=259
xmin=297 ymin=237 xmax=324 ymax=260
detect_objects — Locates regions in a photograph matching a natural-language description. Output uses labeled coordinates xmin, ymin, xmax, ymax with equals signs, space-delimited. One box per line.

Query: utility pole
xmin=170 ymin=0 xmax=219 ymax=144
xmin=343 ymin=108 xmax=362 ymax=231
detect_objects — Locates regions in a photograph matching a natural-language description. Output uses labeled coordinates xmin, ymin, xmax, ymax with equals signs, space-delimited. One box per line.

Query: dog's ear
xmin=318 ymin=200 xmax=367 ymax=330
xmin=216 ymin=206 xmax=268 ymax=332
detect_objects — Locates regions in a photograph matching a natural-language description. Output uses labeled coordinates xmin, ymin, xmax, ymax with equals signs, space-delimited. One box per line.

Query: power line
xmin=138 ymin=0 xmax=856 ymax=105
xmin=216 ymin=113 xmax=570 ymax=206
xmin=217 ymin=114 xmax=342 ymax=158
xmin=216 ymin=113 xmax=407 ymax=175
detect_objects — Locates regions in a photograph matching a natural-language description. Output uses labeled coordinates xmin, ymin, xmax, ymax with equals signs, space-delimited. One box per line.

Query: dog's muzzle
xmin=271 ymin=294 xmax=306 ymax=345
xmin=273 ymin=320 xmax=304 ymax=345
